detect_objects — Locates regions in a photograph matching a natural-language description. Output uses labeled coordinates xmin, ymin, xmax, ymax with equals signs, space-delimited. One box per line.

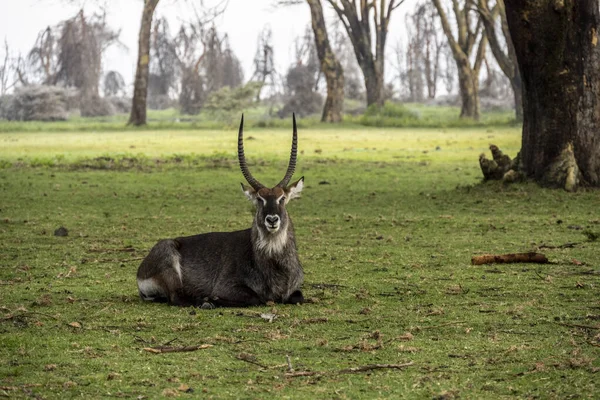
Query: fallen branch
xmin=339 ymin=362 xmax=414 ymax=374
xmin=471 ymin=252 xmax=548 ymax=265
xmin=235 ymin=352 xmax=267 ymax=368
xmin=284 ymin=362 xmax=414 ymax=378
xmin=143 ymin=344 xmax=212 ymax=354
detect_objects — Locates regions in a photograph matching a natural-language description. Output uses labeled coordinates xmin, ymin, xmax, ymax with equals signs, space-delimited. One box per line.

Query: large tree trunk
xmin=504 ymin=0 xmax=600 ymax=189
xmin=128 ymin=0 xmax=160 ymax=126
xmin=307 ymin=0 xmax=344 ymax=122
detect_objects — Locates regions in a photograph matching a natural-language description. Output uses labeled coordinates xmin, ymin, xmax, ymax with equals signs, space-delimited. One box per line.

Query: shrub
xmin=3 ymin=85 xmax=74 ymax=121
xmin=204 ymin=82 xmax=261 ymax=114
xmin=0 ymin=95 xmax=16 ymax=120
xmin=79 ymin=95 xmax=115 ymax=117
xmin=357 ymin=102 xmax=420 ymax=127
xmin=107 ymin=97 xmax=131 ymax=114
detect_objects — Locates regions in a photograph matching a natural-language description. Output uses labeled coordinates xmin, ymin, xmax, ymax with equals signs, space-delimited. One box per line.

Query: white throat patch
xmin=255 ymin=226 xmax=289 ymax=257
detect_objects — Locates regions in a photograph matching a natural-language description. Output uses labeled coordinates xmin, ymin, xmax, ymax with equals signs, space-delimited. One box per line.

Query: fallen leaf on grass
xmin=397 ymin=332 xmax=414 ymax=341
xmin=398 ymin=345 xmax=419 ymax=353
xmin=107 ymin=372 xmax=121 ymax=381
xmin=178 ymin=384 xmax=193 ymax=393
xmin=260 ymin=313 xmax=277 ymax=323
xmin=162 ymin=388 xmax=179 ymax=397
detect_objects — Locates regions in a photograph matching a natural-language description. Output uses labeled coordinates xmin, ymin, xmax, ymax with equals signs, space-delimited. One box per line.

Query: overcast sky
xmin=0 ymin=0 xmax=412 ymax=91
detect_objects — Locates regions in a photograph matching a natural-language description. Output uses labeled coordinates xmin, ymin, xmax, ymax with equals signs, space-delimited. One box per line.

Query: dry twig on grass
xmin=143 ymin=344 xmax=212 ymax=354
xmin=338 ymin=362 xmax=414 ymax=374
xmin=284 ymin=362 xmax=414 ymax=378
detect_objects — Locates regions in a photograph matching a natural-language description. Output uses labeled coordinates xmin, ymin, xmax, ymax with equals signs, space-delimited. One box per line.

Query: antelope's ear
xmin=241 ymin=183 xmax=257 ymax=203
xmin=286 ymin=176 xmax=304 ymax=202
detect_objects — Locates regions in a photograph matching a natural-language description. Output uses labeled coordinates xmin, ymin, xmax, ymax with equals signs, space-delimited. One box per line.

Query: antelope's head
xmin=238 ymin=114 xmax=304 ymax=236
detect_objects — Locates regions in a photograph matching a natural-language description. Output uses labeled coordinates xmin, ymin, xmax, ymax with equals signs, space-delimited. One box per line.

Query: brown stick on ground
xmin=471 ymin=252 xmax=548 ymax=265
xmin=143 ymin=344 xmax=212 ymax=354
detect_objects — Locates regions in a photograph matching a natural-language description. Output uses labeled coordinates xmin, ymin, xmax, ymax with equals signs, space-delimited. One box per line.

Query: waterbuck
xmin=136 ymin=115 xmax=305 ymax=309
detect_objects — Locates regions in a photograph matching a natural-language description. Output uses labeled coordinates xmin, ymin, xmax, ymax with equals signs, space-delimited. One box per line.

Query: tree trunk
xmin=457 ymin=60 xmax=480 ymax=119
xmin=432 ymin=0 xmax=486 ymax=121
xmin=307 ymin=0 xmax=344 ymax=122
xmin=504 ymin=0 xmax=600 ymax=189
xmin=511 ymin=73 xmax=523 ymax=122
xmin=326 ymin=0 xmax=397 ymax=108
xmin=363 ymin=60 xmax=384 ymax=107
xmin=128 ymin=0 xmax=160 ymax=126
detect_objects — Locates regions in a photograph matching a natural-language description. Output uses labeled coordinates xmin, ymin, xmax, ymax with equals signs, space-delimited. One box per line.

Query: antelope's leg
xmin=207 ymin=286 xmax=263 ymax=308
xmin=286 ymin=290 xmax=304 ymax=305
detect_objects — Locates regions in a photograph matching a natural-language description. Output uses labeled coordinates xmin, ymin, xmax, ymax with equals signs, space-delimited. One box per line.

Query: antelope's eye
xmin=279 ymin=197 xmax=286 ymax=204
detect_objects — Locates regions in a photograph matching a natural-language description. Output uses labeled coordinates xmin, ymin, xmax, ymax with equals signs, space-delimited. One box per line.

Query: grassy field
xmin=1 ymin=121 xmax=599 ymax=399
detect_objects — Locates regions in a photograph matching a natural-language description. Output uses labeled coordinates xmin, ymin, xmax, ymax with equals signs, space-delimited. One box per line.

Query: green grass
xmin=0 ymin=125 xmax=520 ymax=165
xmin=0 ymin=103 xmax=517 ymax=133
xmin=1 ymin=123 xmax=599 ymax=399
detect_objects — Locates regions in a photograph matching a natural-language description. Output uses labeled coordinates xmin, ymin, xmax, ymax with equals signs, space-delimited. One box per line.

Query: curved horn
xmin=238 ymin=114 xmax=265 ymax=191
xmin=276 ymin=113 xmax=298 ymax=188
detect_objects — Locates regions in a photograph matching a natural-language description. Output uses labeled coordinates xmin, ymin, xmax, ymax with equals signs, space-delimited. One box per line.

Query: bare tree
xmin=0 ymin=40 xmax=16 ymax=95
xmin=405 ymin=16 xmax=424 ymax=101
xmin=201 ymin=27 xmax=243 ymax=93
xmin=56 ymin=11 xmax=119 ymax=110
xmin=173 ymin=23 xmax=243 ymax=114
xmin=148 ymin=17 xmax=178 ymax=102
xmin=280 ymin=26 xmax=324 ymax=118
xmin=476 ymin=0 xmax=522 ymax=121
xmin=129 ymin=1 xmax=228 ymax=124
xmin=418 ymin=2 xmax=444 ymax=99
xmin=432 ymin=0 xmax=487 ymax=120
xmin=440 ymin=43 xmax=456 ymax=95
xmin=251 ymin=27 xmax=277 ymax=101
xmin=389 ymin=40 xmax=407 ymax=99
xmin=326 ymin=0 xmax=406 ymax=107
xmin=331 ymin=21 xmax=364 ymax=101
xmin=173 ymin=22 xmax=207 ymax=114
xmin=103 ymin=70 xmax=126 ymax=97
xmin=22 ymin=10 xmax=119 ymax=116
xmin=27 ymin=27 xmax=59 ymax=85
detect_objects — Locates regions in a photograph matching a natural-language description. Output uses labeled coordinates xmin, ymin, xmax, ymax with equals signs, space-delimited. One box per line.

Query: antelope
xmin=136 ymin=115 xmax=305 ymax=309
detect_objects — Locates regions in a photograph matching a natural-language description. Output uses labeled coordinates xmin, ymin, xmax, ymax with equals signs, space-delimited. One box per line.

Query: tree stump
xmin=479 ymin=144 xmax=522 ymax=182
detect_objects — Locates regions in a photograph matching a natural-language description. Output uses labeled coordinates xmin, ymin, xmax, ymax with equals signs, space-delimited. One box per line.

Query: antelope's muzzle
xmin=265 ymin=215 xmax=281 ymax=232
